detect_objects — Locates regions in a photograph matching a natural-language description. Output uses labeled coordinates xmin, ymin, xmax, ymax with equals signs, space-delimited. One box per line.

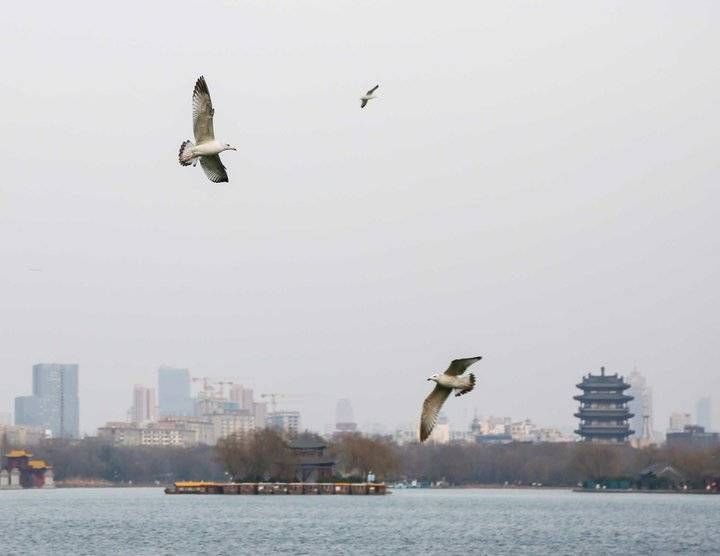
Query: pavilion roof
xmin=289 ymin=438 xmax=327 ymax=450
xmin=28 ymin=460 xmax=49 ymax=469
xmin=6 ymin=450 xmax=32 ymax=458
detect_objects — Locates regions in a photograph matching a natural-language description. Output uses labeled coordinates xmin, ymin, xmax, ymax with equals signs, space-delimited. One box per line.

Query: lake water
xmin=1 ymin=488 xmax=718 ymax=555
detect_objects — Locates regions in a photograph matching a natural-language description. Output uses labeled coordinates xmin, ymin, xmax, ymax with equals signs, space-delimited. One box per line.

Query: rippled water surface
xmin=1 ymin=488 xmax=719 ymax=555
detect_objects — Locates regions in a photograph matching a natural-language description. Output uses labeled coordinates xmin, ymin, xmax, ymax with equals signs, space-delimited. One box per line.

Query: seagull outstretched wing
xmin=360 ymin=99 xmax=368 ymax=108
xmin=420 ymin=384 xmax=451 ymax=441
xmin=366 ymin=85 xmax=379 ymax=95
xmin=200 ymin=155 xmax=228 ymax=183
xmin=193 ymin=76 xmax=215 ymax=143
xmin=444 ymin=356 xmax=482 ymax=376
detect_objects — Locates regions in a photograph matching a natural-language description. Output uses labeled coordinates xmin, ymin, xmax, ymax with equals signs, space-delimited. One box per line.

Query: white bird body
xmin=178 ymin=76 xmax=236 ymax=182
xmin=419 ymin=356 xmax=482 ymax=442
xmin=191 ymin=140 xmax=232 ymax=157
xmin=432 ymin=373 xmax=474 ymax=390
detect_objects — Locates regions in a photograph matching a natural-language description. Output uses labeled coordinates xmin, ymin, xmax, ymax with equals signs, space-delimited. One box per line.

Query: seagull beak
xmin=230 ymin=147 xmax=237 ymax=151
xmin=427 ymin=378 xmax=432 ymax=381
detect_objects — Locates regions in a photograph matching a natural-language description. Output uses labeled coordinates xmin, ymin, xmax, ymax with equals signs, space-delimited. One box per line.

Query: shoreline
xmin=573 ymin=488 xmax=719 ymax=495
xmin=29 ymin=482 xmax=720 ymax=494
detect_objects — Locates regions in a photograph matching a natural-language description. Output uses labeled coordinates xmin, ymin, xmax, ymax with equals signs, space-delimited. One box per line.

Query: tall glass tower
xmin=31 ymin=363 xmax=80 ymax=438
xmin=696 ymin=397 xmax=712 ymax=430
xmin=158 ymin=367 xmax=193 ymax=416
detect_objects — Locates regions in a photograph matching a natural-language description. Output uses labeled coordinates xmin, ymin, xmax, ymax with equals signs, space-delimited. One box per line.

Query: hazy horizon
xmin=2 ymin=1 xmax=719 ymax=435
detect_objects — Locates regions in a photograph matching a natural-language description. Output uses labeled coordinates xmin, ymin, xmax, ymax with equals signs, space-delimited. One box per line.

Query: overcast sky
xmin=1 ymin=1 xmax=719 ymax=435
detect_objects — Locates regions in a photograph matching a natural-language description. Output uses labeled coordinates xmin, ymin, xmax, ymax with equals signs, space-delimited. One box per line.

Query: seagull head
xmin=223 ymin=143 xmax=237 ymax=152
xmin=427 ymin=373 xmax=440 ymax=382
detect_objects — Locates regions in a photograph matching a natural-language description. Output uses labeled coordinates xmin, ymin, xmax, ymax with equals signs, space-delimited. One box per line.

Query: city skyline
xmin=5 ymin=356 xmax=719 ymax=437
xmin=2 ymin=360 xmax=718 ymax=439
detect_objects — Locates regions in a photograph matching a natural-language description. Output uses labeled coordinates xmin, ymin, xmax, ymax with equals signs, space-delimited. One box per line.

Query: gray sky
xmin=1 ymin=1 xmax=719 ymax=435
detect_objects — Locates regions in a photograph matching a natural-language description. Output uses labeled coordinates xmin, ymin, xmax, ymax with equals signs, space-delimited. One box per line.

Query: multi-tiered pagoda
xmin=574 ymin=367 xmax=634 ymax=443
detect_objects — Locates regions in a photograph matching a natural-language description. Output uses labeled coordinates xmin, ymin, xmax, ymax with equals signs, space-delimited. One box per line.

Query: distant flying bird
xmin=420 ymin=356 xmax=481 ymax=442
xmin=360 ymin=85 xmax=379 ymax=108
xmin=178 ymin=76 xmax=237 ymax=183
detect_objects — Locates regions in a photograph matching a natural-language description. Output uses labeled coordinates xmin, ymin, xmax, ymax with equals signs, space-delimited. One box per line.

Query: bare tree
xmin=330 ymin=433 xmax=400 ymax=480
xmin=567 ymin=443 xmax=626 ymax=480
xmin=216 ymin=428 xmax=296 ymax=482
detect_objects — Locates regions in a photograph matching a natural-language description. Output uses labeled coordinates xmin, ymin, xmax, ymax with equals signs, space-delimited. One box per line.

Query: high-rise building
xmin=15 ymin=364 xmax=80 ymax=438
xmin=158 ymin=367 xmax=193 ymax=417
xmin=696 ymin=397 xmax=712 ymax=431
xmin=242 ymin=389 xmax=254 ymax=412
xmin=229 ymin=384 xmax=242 ymax=405
xmin=267 ymin=411 xmax=300 ymax=436
xmin=574 ymin=367 xmax=634 ymax=443
xmin=229 ymin=385 xmax=255 ymax=411
xmin=131 ymin=385 xmax=157 ymax=424
xmin=14 ymin=396 xmax=42 ymax=428
xmin=211 ymin=412 xmax=255 ymax=441
xmin=668 ymin=412 xmax=692 ymax=433
xmin=253 ymin=402 xmax=267 ymax=429
xmin=37 ymin=364 xmax=80 ymax=438
xmin=334 ymin=399 xmax=357 ymax=433
xmin=627 ymin=370 xmax=653 ymax=442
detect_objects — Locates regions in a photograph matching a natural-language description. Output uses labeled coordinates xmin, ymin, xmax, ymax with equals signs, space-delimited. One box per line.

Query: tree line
xmin=27 ymin=437 xmax=225 ymax=484
xmin=5 ymin=432 xmax=719 ymax=487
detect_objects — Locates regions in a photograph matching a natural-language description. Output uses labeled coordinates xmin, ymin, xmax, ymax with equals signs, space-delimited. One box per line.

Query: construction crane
xmin=192 ymin=376 xmax=251 ymax=400
xmin=191 ymin=377 xmax=215 ymax=397
xmin=260 ymin=393 xmax=285 ymax=414
xmin=216 ymin=381 xmax=234 ymax=400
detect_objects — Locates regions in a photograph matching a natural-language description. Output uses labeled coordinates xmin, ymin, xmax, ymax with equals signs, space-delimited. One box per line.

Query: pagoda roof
xmin=575 ymin=406 xmax=631 ymax=412
xmin=576 ymin=380 xmax=630 ymax=390
xmin=575 ymin=410 xmax=634 ymax=419
xmin=574 ymin=393 xmax=633 ymax=402
xmin=6 ymin=450 xmax=32 ymax=458
xmin=578 ymin=367 xmax=630 ymax=386
xmin=575 ymin=425 xmax=633 ymax=436
xmin=28 ymin=460 xmax=49 ymax=469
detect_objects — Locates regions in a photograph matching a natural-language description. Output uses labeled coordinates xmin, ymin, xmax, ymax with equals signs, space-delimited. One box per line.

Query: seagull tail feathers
xmin=178 ymin=140 xmax=195 ymax=166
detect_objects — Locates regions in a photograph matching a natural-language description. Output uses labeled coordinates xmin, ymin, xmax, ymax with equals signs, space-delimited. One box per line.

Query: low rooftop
xmin=289 ymin=438 xmax=327 ymax=450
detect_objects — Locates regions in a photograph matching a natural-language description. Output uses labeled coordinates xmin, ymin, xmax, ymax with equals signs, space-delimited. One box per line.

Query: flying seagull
xmin=360 ymin=84 xmax=379 ymax=108
xmin=178 ymin=76 xmax=237 ymax=183
xmin=420 ymin=356 xmax=481 ymax=442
